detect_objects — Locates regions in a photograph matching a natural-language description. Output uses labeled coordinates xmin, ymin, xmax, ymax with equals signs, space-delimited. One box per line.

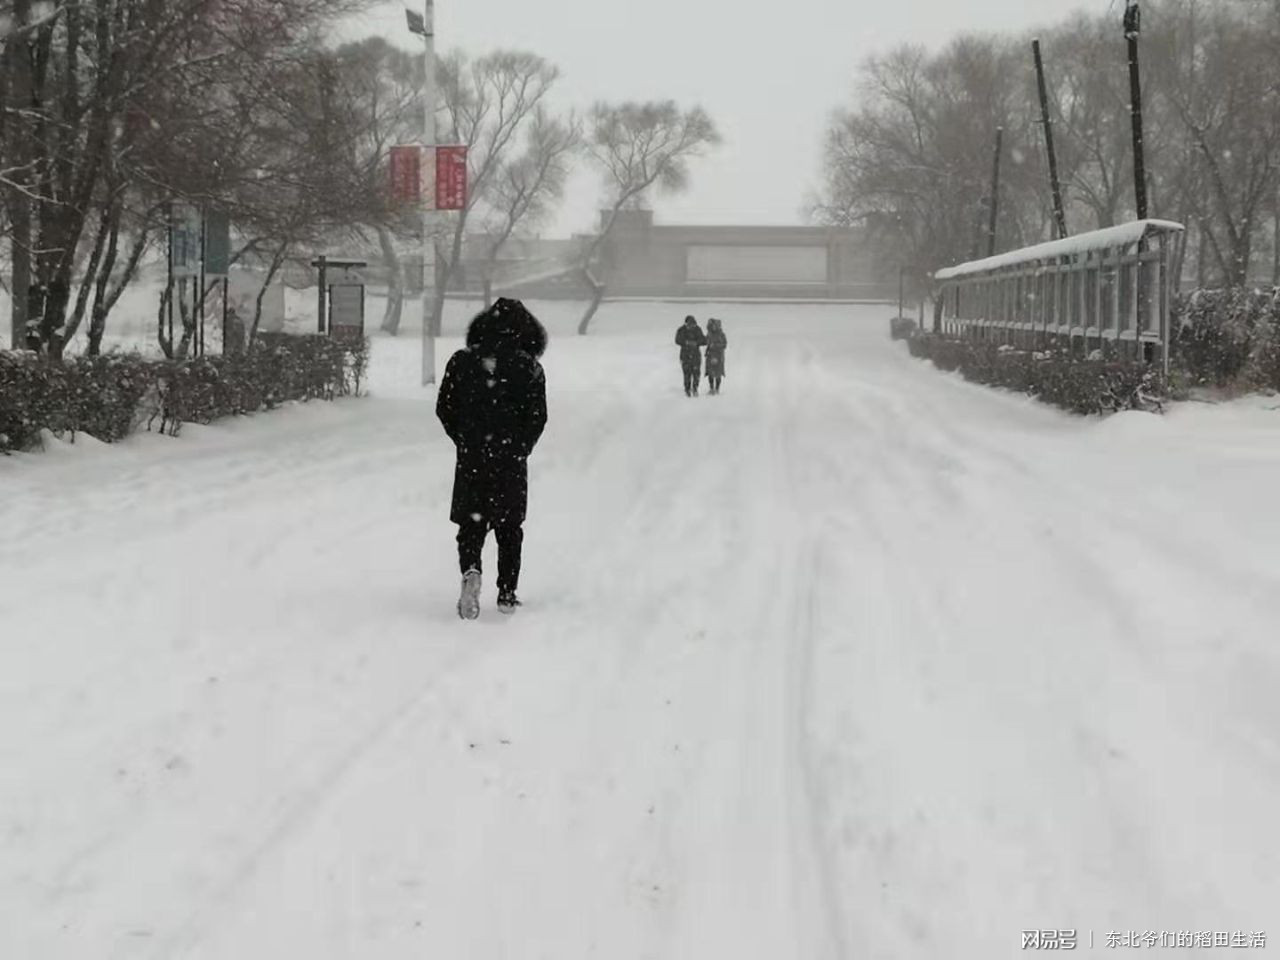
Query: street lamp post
xmin=408 ymin=1 xmax=437 ymax=385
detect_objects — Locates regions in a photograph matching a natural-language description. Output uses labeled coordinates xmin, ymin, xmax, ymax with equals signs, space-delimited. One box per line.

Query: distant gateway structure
xmin=561 ymin=210 xmax=891 ymax=301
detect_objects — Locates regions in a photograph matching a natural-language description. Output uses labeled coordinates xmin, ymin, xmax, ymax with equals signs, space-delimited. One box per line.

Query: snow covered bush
xmin=904 ymin=286 xmax=1280 ymax=409
xmin=1171 ymin=288 xmax=1265 ymax=387
xmin=1 ymin=352 xmax=61 ymax=452
xmin=904 ymin=334 xmax=1160 ymax=416
xmin=0 ymin=334 xmax=368 ymax=452
xmin=0 ymin=352 xmax=155 ymax=452
xmin=1245 ymin=304 xmax=1280 ymax=392
xmin=1168 ymin=287 xmax=1280 ymax=393
xmin=155 ymin=334 xmax=368 ymax=437
xmin=67 ymin=355 xmax=159 ymax=442
xmin=889 ymin=316 xmax=918 ymax=340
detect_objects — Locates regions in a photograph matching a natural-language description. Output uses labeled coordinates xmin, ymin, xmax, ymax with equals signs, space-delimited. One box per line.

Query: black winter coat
xmin=436 ymin=299 xmax=548 ymax=526
xmin=675 ymin=322 xmax=706 ymax=369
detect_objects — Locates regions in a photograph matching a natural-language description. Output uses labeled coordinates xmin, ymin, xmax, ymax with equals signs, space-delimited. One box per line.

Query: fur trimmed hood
xmin=465 ymin=298 xmax=548 ymax=358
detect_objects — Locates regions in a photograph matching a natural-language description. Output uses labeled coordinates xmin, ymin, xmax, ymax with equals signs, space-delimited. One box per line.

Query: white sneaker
xmin=457 ymin=568 xmax=481 ymax=620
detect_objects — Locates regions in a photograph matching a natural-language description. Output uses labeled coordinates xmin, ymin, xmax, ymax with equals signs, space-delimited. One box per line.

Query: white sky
xmin=351 ymin=0 xmax=1098 ymax=237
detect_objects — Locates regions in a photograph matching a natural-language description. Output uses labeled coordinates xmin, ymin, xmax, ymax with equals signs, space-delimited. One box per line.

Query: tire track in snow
xmin=781 ymin=535 xmax=849 ymax=960
xmin=767 ymin=341 xmax=849 ymax=959
xmin=13 ymin=306 xmax=1277 ymax=957
xmin=842 ymin=355 xmax=1280 ymax=602
xmin=2 ymin=397 xmax=473 ymax=957
xmin=149 ymin=640 xmax=485 ymax=960
xmin=795 ymin=334 xmax=1280 ymax=954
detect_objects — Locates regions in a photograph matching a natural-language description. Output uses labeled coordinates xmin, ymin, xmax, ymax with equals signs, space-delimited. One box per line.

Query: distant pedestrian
xmin=436 ymin=298 xmax=548 ymax=619
xmin=674 ymin=315 xmax=707 ymax=396
xmin=704 ymin=318 xmax=727 ymax=395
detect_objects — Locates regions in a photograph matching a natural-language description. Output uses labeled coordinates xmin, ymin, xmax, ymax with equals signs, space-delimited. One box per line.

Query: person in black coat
xmin=704 ymin=317 xmax=727 ymax=395
xmin=436 ymin=298 xmax=548 ymax=618
xmin=675 ymin=315 xmax=707 ymax=396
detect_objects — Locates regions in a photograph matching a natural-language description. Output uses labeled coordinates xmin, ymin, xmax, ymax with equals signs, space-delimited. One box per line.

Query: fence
xmin=932 ymin=219 xmax=1185 ymax=374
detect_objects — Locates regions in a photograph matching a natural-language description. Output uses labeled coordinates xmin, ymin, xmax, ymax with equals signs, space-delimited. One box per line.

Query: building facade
xmin=588 ymin=210 xmax=892 ymax=301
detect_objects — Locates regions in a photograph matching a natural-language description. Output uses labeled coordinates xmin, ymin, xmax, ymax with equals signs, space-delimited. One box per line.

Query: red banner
xmin=435 ymin=145 xmax=468 ymax=211
xmin=389 ymin=145 xmax=421 ymax=205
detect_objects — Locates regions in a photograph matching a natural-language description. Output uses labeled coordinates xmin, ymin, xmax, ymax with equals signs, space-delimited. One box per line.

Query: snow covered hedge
xmin=905 ymin=335 xmax=1160 ymax=415
xmin=889 ymin=316 xmax=919 ymax=340
xmin=1171 ymin=288 xmax=1280 ymax=391
xmin=902 ymin=286 xmax=1280 ymax=413
xmin=0 ymin=334 xmax=368 ymax=453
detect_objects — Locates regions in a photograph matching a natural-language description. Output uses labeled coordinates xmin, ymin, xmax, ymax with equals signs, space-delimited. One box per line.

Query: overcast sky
xmin=353 ymin=0 xmax=1099 ymax=237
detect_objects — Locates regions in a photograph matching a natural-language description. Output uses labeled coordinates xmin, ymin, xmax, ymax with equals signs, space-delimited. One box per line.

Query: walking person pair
xmin=674 ymin=315 xmax=728 ymax=396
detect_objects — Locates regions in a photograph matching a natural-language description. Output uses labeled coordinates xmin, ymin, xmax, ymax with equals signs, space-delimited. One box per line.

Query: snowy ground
xmin=3 ymin=301 xmax=1280 ymax=959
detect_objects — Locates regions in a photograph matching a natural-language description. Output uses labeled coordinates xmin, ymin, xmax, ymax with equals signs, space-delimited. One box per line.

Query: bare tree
xmin=576 ymin=100 xmax=719 ymax=334
xmin=1156 ymin=0 xmax=1280 ymax=285
xmin=0 ymin=0 xmax=372 ymax=357
xmin=310 ymin=42 xmax=576 ymax=335
xmin=1044 ymin=14 xmax=1138 ymax=230
xmin=327 ymin=37 xmax=420 ymax=335
xmin=476 ymin=107 xmax=580 ymax=306
xmin=814 ymin=36 xmax=1040 ymax=281
xmin=432 ymin=49 xmax=559 ymax=331
xmin=815 ymin=0 xmax=1280 ymax=290
xmin=216 ymin=41 xmax=405 ymax=350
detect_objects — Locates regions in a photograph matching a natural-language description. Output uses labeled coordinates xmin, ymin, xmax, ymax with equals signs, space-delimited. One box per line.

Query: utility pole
xmin=1032 ymin=39 xmax=1068 ymax=239
xmin=1125 ymin=0 xmax=1149 ymax=220
xmin=408 ymin=1 xmax=437 ymax=385
xmin=987 ymin=127 xmax=1004 ymax=258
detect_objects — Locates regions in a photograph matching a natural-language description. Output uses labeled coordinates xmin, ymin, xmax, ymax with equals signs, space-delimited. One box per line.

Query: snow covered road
xmin=3 ymin=302 xmax=1279 ymax=958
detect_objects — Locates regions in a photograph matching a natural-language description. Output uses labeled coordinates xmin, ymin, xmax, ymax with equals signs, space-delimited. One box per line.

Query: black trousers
xmin=457 ymin=518 xmax=523 ymax=593
xmin=682 ymin=364 xmax=701 ymax=394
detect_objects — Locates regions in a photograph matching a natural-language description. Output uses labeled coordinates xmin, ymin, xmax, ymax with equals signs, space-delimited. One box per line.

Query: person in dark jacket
xmin=436 ymin=298 xmax=548 ymax=619
xmin=704 ymin=317 xmax=727 ymax=395
xmin=675 ymin=315 xmax=707 ymax=396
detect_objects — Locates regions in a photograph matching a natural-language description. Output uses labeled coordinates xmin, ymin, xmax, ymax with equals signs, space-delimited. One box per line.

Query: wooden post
xmin=197 ymin=210 xmax=206 ymax=358
xmin=1033 ymin=40 xmax=1068 ymax=239
xmin=165 ymin=203 xmax=174 ymax=354
xmin=316 ymin=255 xmax=327 ymax=334
xmin=1272 ymin=198 xmax=1279 ymax=285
